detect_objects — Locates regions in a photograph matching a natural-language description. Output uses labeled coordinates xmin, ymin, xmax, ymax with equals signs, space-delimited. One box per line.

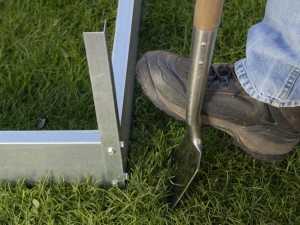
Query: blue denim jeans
xmin=234 ymin=0 xmax=300 ymax=108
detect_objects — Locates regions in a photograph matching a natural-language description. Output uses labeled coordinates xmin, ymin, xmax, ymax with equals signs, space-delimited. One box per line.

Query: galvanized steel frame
xmin=0 ymin=0 xmax=142 ymax=186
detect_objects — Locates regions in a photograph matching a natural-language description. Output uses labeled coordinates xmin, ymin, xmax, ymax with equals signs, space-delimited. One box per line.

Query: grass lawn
xmin=0 ymin=0 xmax=299 ymax=224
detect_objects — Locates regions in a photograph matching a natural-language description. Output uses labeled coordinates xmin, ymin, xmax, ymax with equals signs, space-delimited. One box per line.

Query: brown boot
xmin=136 ymin=50 xmax=300 ymax=163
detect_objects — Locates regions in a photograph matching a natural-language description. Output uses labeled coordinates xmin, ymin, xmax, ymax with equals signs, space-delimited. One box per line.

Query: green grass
xmin=0 ymin=0 xmax=300 ymax=224
xmin=0 ymin=0 xmax=117 ymax=130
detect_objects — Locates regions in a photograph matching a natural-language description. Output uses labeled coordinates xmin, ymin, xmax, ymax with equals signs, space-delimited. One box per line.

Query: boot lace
xmin=207 ymin=64 xmax=235 ymax=89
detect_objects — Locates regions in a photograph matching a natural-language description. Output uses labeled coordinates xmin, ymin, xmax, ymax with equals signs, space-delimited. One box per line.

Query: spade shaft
xmin=170 ymin=0 xmax=224 ymax=207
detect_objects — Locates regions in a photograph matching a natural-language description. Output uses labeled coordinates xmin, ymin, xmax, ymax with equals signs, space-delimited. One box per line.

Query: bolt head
xmin=112 ymin=180 xmax=119 ymax=186
xmin=108 ymin=147 xmax=116 ymax=155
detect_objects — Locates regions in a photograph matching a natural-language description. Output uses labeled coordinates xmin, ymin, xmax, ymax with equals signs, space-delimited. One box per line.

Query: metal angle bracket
xmin=83 ymin=22 xmax=124 ymax=186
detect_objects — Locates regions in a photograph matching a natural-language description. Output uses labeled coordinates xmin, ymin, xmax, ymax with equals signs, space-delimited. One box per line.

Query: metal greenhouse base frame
xmin=0 ymin=0 xmax=142 ymax=187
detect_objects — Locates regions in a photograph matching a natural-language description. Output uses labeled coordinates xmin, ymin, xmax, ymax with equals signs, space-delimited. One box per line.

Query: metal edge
xmin=112 ymin=0 xmax=142 ymax=172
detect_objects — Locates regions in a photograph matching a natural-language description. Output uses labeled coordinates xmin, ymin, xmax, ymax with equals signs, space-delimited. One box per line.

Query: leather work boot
xmin=136 ymin=50 xmax=300 ymax=163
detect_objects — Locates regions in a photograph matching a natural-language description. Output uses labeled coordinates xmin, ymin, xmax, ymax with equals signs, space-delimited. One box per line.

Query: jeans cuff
xmin=234 ymin=59 xmax=300 ymax=108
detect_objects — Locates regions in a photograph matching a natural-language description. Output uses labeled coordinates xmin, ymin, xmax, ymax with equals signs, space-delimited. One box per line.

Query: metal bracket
xmin=0 ymin=0 xmax=142 ymax=186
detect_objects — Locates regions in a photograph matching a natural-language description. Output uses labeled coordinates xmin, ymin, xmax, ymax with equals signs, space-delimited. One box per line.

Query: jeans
xmin=234 ymin=0 xmax=300 ymax=108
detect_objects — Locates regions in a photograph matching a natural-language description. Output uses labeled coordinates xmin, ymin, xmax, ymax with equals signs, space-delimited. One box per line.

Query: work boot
xmin=136 ymin=50 xmax=300 ymax=163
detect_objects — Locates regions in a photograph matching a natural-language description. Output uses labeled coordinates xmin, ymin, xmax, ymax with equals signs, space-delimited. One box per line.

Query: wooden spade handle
xmin=194 ymin=0 xmax=224 ymax=30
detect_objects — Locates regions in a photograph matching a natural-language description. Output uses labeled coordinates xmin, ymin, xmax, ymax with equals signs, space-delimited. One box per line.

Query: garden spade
xmin=170 ymin=0 xmax=224 ymax=207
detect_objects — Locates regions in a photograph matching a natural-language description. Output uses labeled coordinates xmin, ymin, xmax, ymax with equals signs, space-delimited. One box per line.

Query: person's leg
xmin=235 ymin=0 xmax=300 ymax=108
xmin=135 ymin=0 xmax=300 ymax=163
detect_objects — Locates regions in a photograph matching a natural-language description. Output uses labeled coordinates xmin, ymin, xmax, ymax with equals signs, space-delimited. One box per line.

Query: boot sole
xmin=202 ymin=116 xmax=299 ymax=163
